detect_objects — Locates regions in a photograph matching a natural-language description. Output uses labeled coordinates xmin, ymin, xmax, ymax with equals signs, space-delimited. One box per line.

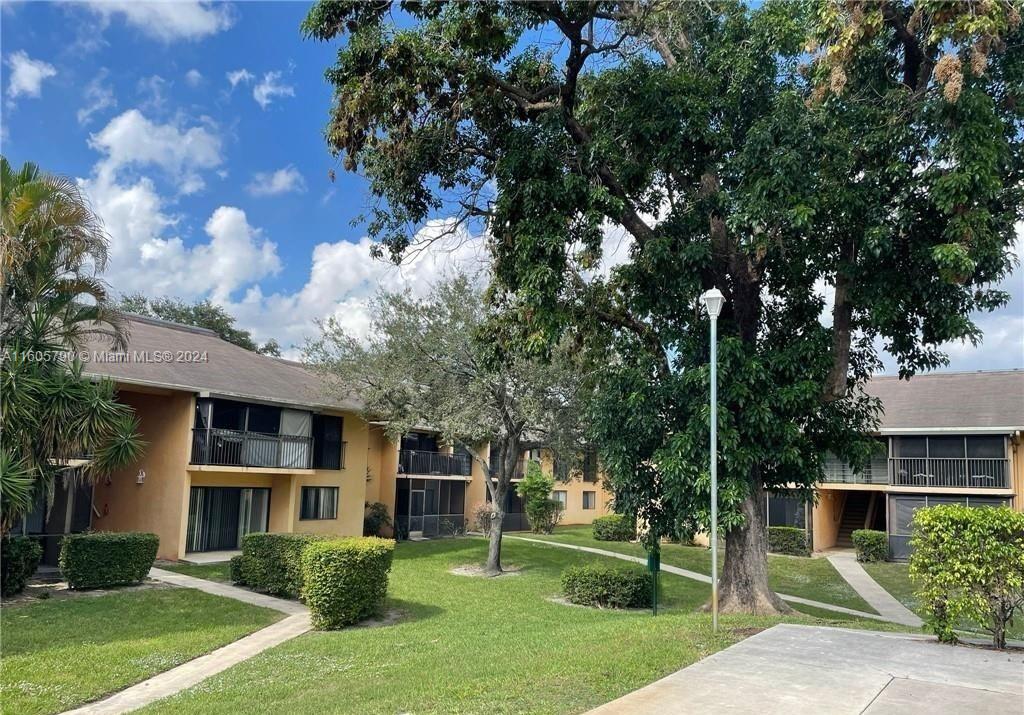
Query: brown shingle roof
xmin=865 ymin=370 xmax=1024 ymax=431
xmin=82 ymin=315 xmax=360 ymax=412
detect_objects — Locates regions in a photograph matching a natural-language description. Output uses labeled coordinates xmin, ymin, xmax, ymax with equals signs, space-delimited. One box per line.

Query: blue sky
xmin=0 ymin=1 xmax=1020 ymax=371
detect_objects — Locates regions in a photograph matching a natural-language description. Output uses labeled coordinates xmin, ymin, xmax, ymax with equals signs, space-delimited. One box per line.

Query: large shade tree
xmin=304 ymin=1 xmax=1023 ymax=612
xmin=1 ymin=157 xmax=145 ymax=531
xmin=305 ymin=275 xmax=586 ymax=574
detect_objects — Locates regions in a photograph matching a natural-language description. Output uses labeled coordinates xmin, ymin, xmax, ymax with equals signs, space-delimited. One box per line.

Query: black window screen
xmin=312 ymin=415 xmax=343 ymax=469
xmin=928 ymin=436 xmax=965 ymax=458
xmin=211 ymin=399 xmax=246 ymax=430
xmin=300 ymin=486 xmax=339 ymax=520
xmin=246 ymin=404 xmax=281 ymax=434
xmin=967 ymin=436 xmax=1005 ymax=458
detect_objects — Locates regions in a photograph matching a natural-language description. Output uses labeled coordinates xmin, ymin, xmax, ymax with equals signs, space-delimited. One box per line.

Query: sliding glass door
xmin=186 ymin=487 xmax=270 ymax=553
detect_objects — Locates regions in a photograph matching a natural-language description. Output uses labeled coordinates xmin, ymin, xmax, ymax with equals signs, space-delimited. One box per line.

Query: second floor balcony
xmin=191 ymin=427 xmax=317 ymax=470
xmin=399 ymin=449 xmax=472 ymax=477
xmin=889 ymin=457 xmax=1009 ymax=489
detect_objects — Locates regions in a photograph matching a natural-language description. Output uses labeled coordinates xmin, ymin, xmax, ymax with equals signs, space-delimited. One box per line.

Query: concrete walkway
xmin=510 ymin=536 xmax=892 ymax=623
xmin=827 ymin=552 xmax=924 ymax=628
xmin=61 ymin=569 xmax=311 ymax=715
xmin=586 ymin=624 xmax=1024 ymax=714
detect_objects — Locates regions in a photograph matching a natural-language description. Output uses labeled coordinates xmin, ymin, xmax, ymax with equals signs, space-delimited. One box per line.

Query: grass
xmin=1 ymin=587 xmax=281 ymax=715
xmin=140 ymin=537 xmax=902 ymax=715
xmin=523 ymin=525 xmax=877 ymax=614
xmin=862 ymin=560 xmax=1024 ymax=641
xmin=158 ymin=561 xmax=233 ymax=583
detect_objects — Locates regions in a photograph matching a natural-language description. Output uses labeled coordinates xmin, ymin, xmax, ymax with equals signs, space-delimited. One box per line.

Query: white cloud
xmin=185 ymin=69 xmax=203 ymax=87
xmin=136 ymin=74 xmax=168 ymax=113
xmin=226 ymin=68 xmax=253 ymax=88
xmin=81 ymin=1 xmax=234 ymax=42
xmin=5 ymin=51 xmax=57 ymax=103
xmin=77 ymin=68 xmax=116 ymax=125
xmin=87 ymin=109 xmax=221 ymax=194
xmin=246 ymin=166 xmax=306 ymax=197
xmin=252 ymin=71 xmax=294 ymax=109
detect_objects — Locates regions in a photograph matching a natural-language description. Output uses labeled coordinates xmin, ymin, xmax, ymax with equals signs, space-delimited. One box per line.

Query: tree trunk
xmin=485 ymin=503 xmax=505 ymax=576
xmin=717 ymin=475 xmax=791 ymax=615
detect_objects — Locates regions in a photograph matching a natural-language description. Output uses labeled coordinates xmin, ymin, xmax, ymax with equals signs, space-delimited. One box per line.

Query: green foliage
xmin=1 ymin=535 xmax=42 ymax=597
xmin=767 ymin=527 xmax=810 ymax=557
xmin=59 ymin=532 xmax=158 ymax=590
xmin=909 ymin=505 xmax=1024 ymax=648
xmin=1 ymin=157 xmax=145 ymax=530
xmin=305 ymin=0 xmax=1022 ymax=608
xmin=592 ymin=515 xmax=635 ymax=542
xmin=363 ymin=501 xmax=392 ymax=537
xmin=516 ymin=461 xmax=563 ymax=534
xmin=300 ymin=537 xmax=396 ymax=629
xmin=237 ymin=532 xmax=328 ymax=599
xmin=851 ymin=529 xmax=888 ymax=562
xmin=229 ymin=555 xmax=245 ymax=585
xmin=561 ymin=564 xmax=652 ymax=609
xmin=117 ymin=293 xmax=280 ymax=355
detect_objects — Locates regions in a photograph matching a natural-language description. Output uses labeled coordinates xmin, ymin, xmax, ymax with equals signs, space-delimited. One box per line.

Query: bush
xmin=301 ymin=537 xmax=396 ymax=629
xmin=561 ymin=564 xmax=652 ymax=609
xmin=471 ymin=502 xmax=494 ymax=534
xmin=363 ymin=501 xmax=392 ymax=537
xmin=1 ymin=536 xmax=43 ymax=597
xmin=910 ymin=505 xmax=1024 ymax=649
xmin=852 ymin=529 xmax=888 ymax=562
xmin=767 ymin=526 xmax=810 ymax=557
xmin=59 ymin=532 xmax=158 ymax=590
xmin=516 ymin=462 xmax=563 ymax=534
xmin=237 ymin=532 xmax=328 ymax=599
xmin=592 ymin=514 xmax=634 ymax=541
xmin=229 ymin=554 xmax=245 ymax=584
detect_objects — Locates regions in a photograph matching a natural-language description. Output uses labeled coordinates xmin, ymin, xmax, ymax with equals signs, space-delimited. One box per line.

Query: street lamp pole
xmin=702 ymin=288 xmax=725 ymax=633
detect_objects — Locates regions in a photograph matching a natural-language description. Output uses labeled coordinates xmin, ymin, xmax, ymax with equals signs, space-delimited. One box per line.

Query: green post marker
xmin=647 ymin=541 xmax=661 ymax=616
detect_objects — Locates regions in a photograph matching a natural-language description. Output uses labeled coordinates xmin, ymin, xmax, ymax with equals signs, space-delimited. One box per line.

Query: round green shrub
xmin=229 ymin=554 xmax=246 ymax=585
xmin=301 ymin=537 xmax=396 ymax=629
xmin=851 ymin=529 xmax=888 ymax=562
xmin=767 ymin=526 xmax=810 ymax=557
xmin=238 ymin=532 xmax=329 ymax=598
xmin=1 ymin=536 xmax=43 ymax=597
xmin=59 ymin=532 xmax=158 ymax=590
xmin=592 ymin=514 xmax=634 ymax=541
xmin=561 ymin=564 xmax=652 ymax=609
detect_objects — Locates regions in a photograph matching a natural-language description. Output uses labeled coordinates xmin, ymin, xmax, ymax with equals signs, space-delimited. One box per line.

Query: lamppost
xmin=702 ymin=287 xmax=725 ymax=633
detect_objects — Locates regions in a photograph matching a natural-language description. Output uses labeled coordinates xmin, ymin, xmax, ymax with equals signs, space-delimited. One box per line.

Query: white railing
xmin=821 ymin=457 xmax=889 ymax=485
xmin=889 ymin=458 xmax=1008 ymax=489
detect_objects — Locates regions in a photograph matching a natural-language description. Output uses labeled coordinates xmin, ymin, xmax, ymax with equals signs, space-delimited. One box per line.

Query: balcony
xmin=399 ymin=449 xmax=472 ymax=477
xmin=821 ymin=457 xmax=889 ymax=485
xmin=191 ymin=428 xmax=315 ymax=470
xmin=889 ymin=457 xmax=1009 ymax=489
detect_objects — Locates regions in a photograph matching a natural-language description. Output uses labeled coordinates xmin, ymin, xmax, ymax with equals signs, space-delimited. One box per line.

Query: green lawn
xmin=863 ymin=560 xmax=1024 ymax=641
xmin=523 ymin=525 xmax=877 ymax=615
xmin=140 ymin=537 xmax=899 ymax=715
xmin=158 ymin=561 xmax=233 ymax=583
xmin=1 ymin=587 xmax=281 ymax=715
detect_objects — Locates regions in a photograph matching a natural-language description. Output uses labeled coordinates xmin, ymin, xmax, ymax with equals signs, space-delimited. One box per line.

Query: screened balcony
xmin=398 ymin=449 xmax=472 ymax=477
xmin=191 ymin=428 xmax=315 ymax=469
xmin=889 ymin=457 xmax=1008 ymax=489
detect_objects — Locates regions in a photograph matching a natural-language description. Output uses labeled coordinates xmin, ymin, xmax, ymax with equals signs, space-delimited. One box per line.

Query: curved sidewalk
xmin=825 ymin=552 xmax=923 ymax=627
xmin=61 ymin=569 xmax=311 ymax=715
xmin=508 ymin=536 xmax=893 ymax=623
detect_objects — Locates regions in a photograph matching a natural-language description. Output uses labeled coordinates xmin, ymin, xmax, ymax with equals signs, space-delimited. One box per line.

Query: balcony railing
xmin=399 ymin=449 xmax=472 ymax=477
xmin=890 ymin=457 xmax=1009 ymax=489
xmin=821 ymin=457 xmax=889 ymax=485
xmin=191 ymin=428 xmax=314 ymax=469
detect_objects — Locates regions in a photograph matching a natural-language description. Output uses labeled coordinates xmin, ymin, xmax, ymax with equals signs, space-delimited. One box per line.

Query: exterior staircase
xmin=835 ymin=494 xmax=869 ymax=548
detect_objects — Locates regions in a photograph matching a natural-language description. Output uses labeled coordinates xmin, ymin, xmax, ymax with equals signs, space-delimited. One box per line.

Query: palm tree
xmin=1 ymin=156 xmax=143 ymax=533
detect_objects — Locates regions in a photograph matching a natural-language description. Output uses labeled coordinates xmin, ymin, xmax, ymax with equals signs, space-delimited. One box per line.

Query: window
xmin=582 ymin=447 xmax=598 ymax=483
xmin=300 ymin=486 xmax=338 ymax=520
xmin=767 ymin=492 xmax=806 ymax=529
xmin=312 ymin=415 xmax=344 ymax=469
xmin=552 ymin=490 xmax=567 ymax=507
xmin=966 ymin=436 xmax=1005 ymax=458
xmin=583 ymin=491 xmax=596 ymax=510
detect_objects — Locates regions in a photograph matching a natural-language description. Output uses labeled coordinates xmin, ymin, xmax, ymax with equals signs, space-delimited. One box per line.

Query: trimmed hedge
xmin=852 ymin=529 xmax=888 ymax=562
xmin=301 ymin=537 xmax=396 ymax=629
xmin=910 ymin=505 xmax=1024 ymax=649
xmin=592 ymin=514 xmax=634 ymax=542
xmin=59 ymin=532 xmax=158 ymax=590
xmin=2 ymin=536 xmax=43 ymax=597
xmin=229 ymin=554 xmax=246 ymax=585
xmin=561 ymin=564 xmax=652 ymax=609
xmin=767 ymin=526 xmax=810 ymax=557
xmin=236 ymin=532 xmax=328 ymax=598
